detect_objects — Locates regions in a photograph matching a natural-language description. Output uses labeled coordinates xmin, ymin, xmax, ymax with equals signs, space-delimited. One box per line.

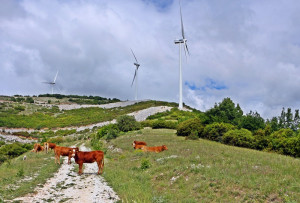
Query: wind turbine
xmin=42 ymin=70 xmax=59 ymax=94
xmin=130 ymin=49 xmax=141 ymax=100
xmin=174 ymin=0 xmax=190 ymax=109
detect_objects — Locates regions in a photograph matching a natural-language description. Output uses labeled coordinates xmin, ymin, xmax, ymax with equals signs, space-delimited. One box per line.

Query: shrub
xmin=106 ymin=128 xmax=119 ymax=141
xmin=202 ymin=122 xmax=236 ymax=142
xmin=117 ymin=115 xmax=141 ymax=132
xmin=152 ymin=120 xmax=177 ymax=129
xmin=253 ymin=129 xmax=270 ymax=150
xmin=97 ymin=124 xmax=119 ymax=139
xmin=268 ymin=129 xmax=300 ymax=157
xmin=140 ymin=120 xmax=153 ymax=128
xmin=186 ymin=130 xmax=199 ymax=140
xmin=14 ymin=105 xmax=25 ymax=111
xmin=223 ymin=129 xmax=255 ymax=149
xmin=176 ymin=118 xmax=204 ymax=137
xmin=140 ymin=158 xmax=151 ymax=170
xmin=47 ymin=136 xmax=64 ymax=144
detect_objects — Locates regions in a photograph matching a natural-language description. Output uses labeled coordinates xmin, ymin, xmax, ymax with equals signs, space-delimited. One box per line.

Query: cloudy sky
xmin=1 ymin=0 xmax=300 ymax=119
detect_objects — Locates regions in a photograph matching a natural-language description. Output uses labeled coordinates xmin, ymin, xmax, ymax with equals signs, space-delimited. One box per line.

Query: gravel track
xmin=14 ymin=145 xmax=119 ymax=203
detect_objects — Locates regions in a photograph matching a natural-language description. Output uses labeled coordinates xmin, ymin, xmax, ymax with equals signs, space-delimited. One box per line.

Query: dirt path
xmin=14 ymin=145 xmax=119 ymax=203
xmin=1 ymin=105 xmax=173 ymax=134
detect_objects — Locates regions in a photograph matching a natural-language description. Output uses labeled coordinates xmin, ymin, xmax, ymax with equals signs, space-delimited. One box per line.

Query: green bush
xmin=14 ymin=105 xmax=25 ymax=111
xmin=268 ymin=129 xmax=300 ymax=157
xmin=96 ymin=124 xmax=119 ymax=139
xmin=202 ymin=122 xmax=236 ymax=142
xmin=140 ymin=120 xmax=153 ymax=128
xmin=106 ymin=128 xmax=120 ymax=141
xmin=152 ymin=120 xmax=177 ymax=129
xmin=186 ymin=130 xmax=199 ymax=140
xmin=253 ymin=129 xmax=270 ymax=150
xmin=176 ymin=118 xmax=204 ymax=137
xmin=116 ymin=115 xmax=141 ymax=132
xmin=223 ymin=129 xmax=255 ymax=148
xmin=47 ymin=136 xmax=64 ymax=144
xmin=140 ymin=158 xmax=151 ymax=170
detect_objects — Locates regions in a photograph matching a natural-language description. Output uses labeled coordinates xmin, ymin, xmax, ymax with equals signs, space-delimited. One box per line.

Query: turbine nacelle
xmin=174 ymin=39 xmax=186 ymax=44
xmin=134 ymin=63 xmax=140 ymax=68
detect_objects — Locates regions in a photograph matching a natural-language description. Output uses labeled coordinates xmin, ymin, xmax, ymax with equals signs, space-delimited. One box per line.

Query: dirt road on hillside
xmin=1 ymin=105 xmax=173 ymax=135
xmin=14 ymin=145 xmax=119 ymax=203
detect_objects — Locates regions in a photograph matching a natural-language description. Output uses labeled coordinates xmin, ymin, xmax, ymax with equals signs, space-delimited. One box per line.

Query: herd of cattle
xmin=31 ymin=140 xmax=168 ymax=175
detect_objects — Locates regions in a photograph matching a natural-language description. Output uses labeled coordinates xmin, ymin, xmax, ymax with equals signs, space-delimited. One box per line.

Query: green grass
xmin=0 ymin=100 xmax=177 ymax=129
xmin=0 ymin=140 xmax=83 ymax=201
xmin=0 ymin=150 xmax=60 ymax=200
xmin=103 ymin=128 xmax=300 ymax=202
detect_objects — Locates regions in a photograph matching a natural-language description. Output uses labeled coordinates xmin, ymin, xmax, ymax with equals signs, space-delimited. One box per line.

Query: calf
xmin=134 ymin=144 xmax=146 ymax=150
xmin=141 ymin=145 xmax=168 ymax=153
xmin=44 ymin=142 xmax=56 ymax=153
xmin=54 ymin=146 xmax=78 ymax=165
xmin=33 ymin=143 xmax=44 ymax=153
xmin=71 ymin=149 xmax=104 ymax=175
xmin=132 ymin=140 xmax=147 ymax=149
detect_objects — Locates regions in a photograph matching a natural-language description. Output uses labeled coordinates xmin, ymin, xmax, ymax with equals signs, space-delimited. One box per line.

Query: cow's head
xmin=70 ymin=147 xmax=79 ymax=157
xmin=162 ymin=145 xmax=168 ymax=151
xmin=132 ymin=141 xmax=136 ymax=147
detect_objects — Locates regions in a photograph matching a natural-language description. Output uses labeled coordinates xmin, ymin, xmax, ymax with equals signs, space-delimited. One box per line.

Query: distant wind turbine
xmin=130 ymin=49 xmax=141 ymax=100
xmin=42 ymin=70 xmax=59 ymax=94
xmin=174 ymin=0 xmax=190 ymax=109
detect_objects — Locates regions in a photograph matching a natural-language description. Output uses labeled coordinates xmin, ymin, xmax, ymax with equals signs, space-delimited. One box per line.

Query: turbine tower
xmin=43 ymin=70 xmax=59 ymax=94
xmin=174 ymin=1 xmax=189 ymax=109
xmin=130 ymin=49 xmax=141 ymax=100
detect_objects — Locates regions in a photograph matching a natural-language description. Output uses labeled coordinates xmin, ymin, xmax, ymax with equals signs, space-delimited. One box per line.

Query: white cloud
xmin=1 ymin=0 xmax=300 ymax=119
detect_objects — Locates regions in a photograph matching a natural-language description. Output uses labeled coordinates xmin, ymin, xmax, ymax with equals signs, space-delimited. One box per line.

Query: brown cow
xmin=33 ymin=143 xmax=44 ymax=153
xmin=44 ymin=142 xmax=56 ymax=153
xmin=54 ymin=146 xmax=78 ymax=165
xmin=141 ymin=145 xmax=168 ymax=153
xmin=134 ymin=144 xmax=146 ymax=149
xmin=71 ymin=149 xmax=104 ymax=175
xmin=132 ymin=140 xmax=147 ymax=149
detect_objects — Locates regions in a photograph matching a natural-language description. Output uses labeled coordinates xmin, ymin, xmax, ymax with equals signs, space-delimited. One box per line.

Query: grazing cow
xmin=71 ymin=149 xmax=104 ymax=175
xmin=132 ymin=140 xmax=147 ymax=149
xmin=33 ymin=143 xmax=44 ymax=153
xmin=54 ymin=146 xmax=78 ymax=165
xmin=44 ymin=142 xmax=56 ymax=153
xmin=141 ymin=145 xmax=168 ymax=153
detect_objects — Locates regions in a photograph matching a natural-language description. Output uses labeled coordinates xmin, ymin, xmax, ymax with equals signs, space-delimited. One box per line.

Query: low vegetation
xmin=0 ymin=100 xmax=176 ymax=129
xmin=102 ymin=128 xmax=300 ymax=202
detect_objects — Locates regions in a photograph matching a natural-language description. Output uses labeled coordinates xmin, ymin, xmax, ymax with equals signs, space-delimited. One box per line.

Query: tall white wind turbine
xmin=42 ymin=70 xmax=59 ymax=94
xmin=130 ymin=49 xmax=141 ymax=100
xmin=174 ymin=1 xmax=190 ymax=109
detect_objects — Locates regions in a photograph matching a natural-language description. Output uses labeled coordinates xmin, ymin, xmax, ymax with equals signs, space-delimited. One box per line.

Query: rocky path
xmin=14 ymin=145 xmax=119 ymax=203
xmin=1 ymin=105 xmax=173 ymax=135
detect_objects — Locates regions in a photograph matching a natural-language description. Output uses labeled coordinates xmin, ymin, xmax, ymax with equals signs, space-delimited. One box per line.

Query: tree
xmin=239 ymin=111 xmax=265 ymax=132
xmin=205 ymin=98 xmax=243 ymax=125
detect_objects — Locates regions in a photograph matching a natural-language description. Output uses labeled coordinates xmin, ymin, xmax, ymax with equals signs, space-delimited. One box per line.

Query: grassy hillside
xmin=0 ymin=100 xmax=177 ymax=129
xmin=103 ymin=128 xmax=300 ymax=202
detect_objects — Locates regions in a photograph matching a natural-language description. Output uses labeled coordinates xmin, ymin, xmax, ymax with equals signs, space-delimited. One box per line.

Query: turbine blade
xmin=180 ymin=1 xmax=185 ymax=39
xmin=131 ymin=69 xmax=137 ymax=87
xmin=130 ymin=48 xmax=139 ymax=63
xmin=53 ymin=70 xmax=59 ymax=83
xmin=42 ymin=82 xmax=51 ymax=84
xmin=184 ymin=41 xmax=190 ymax=56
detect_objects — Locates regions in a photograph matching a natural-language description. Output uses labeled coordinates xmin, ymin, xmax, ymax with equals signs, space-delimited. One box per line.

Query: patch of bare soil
xmin=14 ymin=145 xmax=119 ymax=203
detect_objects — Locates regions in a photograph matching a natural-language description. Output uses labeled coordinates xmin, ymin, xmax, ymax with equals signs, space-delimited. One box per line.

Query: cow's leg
xmin=78 ymin=163 xmax=83 ymax=175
